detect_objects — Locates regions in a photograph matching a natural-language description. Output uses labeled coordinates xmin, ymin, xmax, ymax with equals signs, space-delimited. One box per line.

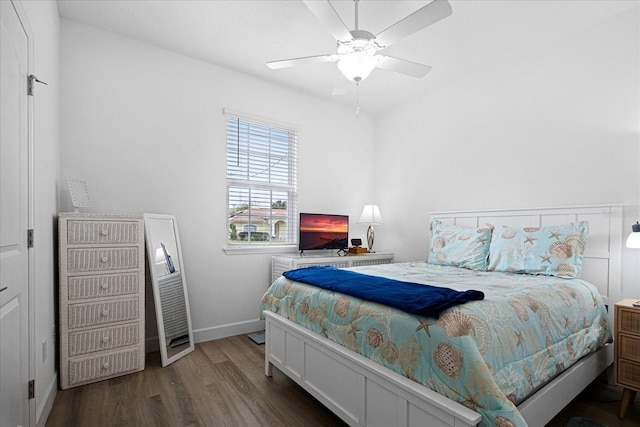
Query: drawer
xmin=617 ymin=308 xmax=640 ymax=335
xmin=67 ymin=347 xmax=142 ymax=386
xmin=68 ymin=322 xmax=140 ymax=356
xmin=68 ymin=298 xmax=139 ymax=329
xmin=67 ymin=220 xmax=140 ymax=245
xmin=619 ymin=334 xmax=640 ymax=363
xmin=66 ymin=247 xmax=139 ymax=273
xmin=617 ymin=359 xmax=640 ymax=390
xmin=351 ymin=258 xmax=393 ymax=267
xmin=68 ymin=273 xmax=139 ymax=300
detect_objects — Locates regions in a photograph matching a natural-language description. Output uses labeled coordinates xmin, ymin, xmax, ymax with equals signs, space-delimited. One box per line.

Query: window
xmin=226 ymin=111 xmax=297 ymax=248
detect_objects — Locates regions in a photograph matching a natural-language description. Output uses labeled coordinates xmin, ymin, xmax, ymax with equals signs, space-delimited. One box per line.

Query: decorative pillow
xmin=427 ymin=220 xmax=493 ymax=270
xmin=488 ymin=221 xmax=589 ymax=278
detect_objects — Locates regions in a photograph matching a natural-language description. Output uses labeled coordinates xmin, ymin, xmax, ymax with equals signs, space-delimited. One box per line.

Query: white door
xmin=0 ymin=1 xmax=31 ymax=426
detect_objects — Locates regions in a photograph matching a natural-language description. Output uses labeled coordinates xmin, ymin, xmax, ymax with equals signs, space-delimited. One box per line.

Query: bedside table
xmin=614 ymin=298 xmax=640 ymax=418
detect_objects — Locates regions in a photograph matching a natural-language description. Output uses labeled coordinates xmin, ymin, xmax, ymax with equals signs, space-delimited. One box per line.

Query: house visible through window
xmin=226 ymin=111 xmax=297 ymax=247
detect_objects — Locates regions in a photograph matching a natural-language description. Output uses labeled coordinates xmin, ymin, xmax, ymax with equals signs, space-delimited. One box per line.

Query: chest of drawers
xmin=614 ymin=298 xmax=640 ymax=418
xmin=58 ymin=213 xmax=145 ymax=389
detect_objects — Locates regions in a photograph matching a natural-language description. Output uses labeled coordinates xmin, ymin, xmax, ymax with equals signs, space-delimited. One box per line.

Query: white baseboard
xmin=144 ymin=319 xmax=265 ymax=353
xmin=36 ymin=373 xmax=58 ymax=427
xmin=193 ymin=318 xmax=265 ymax=343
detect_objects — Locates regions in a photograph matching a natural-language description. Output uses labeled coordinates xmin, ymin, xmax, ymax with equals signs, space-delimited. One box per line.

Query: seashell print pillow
xmin=427 ymin=220 xmax=494 ymax=270
xmin=487 ymin=221 xmax=589 ymax=278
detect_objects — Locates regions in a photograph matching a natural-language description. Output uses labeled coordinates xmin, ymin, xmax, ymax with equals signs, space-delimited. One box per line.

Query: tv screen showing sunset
xmin=299 ymin=213 xmax=348 ymax=250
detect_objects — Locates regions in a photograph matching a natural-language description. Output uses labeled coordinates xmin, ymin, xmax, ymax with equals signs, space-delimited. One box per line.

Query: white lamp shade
xmin=627 ymin=222 xmax=640 ymax=248
xmin=338 ymin=52 xmax=378 ymax=82
xmin=359 ymin=205 xmax=384 ymax=225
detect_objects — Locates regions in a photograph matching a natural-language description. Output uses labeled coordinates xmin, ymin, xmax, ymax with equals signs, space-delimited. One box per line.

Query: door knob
xmin=0 ymin=286 xmax=7 ymax=293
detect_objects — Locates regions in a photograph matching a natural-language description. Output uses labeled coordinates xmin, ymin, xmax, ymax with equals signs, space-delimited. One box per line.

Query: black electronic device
xmin=299 ymin=213 xmax=349 ymax=252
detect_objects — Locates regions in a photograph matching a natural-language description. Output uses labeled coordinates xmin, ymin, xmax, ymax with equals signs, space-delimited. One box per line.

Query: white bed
xmin=263 ymin=205 xmax=624 ymax=427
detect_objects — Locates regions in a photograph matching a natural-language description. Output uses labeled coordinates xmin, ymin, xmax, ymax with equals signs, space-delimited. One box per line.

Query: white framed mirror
xmin=144 ymin=213 xmax=195 ymax=366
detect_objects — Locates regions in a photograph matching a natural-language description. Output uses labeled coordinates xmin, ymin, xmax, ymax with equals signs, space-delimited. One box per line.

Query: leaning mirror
xmin=144 ymin=213 xmax=194 ymax=366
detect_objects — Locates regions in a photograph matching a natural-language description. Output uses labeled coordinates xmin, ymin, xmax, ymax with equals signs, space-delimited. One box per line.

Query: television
xmin=299 ymin=213 xmax=349 ymax=252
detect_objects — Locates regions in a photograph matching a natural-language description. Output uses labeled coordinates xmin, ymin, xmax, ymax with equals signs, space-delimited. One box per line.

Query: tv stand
xmin=271 ymin=252 xmax=395 ymax=284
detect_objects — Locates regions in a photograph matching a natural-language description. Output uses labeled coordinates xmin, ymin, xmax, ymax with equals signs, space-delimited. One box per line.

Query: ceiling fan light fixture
xmin=338 ymin=51 xmax=378 ymax=82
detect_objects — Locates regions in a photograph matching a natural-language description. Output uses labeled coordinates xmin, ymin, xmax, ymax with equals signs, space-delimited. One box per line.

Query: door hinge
xmin=27 ymin=229 xmax=34 ymax=248
xmin=28 ymin=380 xmax=34 ymax=399
xmin=27 ymin=74 xmax=47 ymax=96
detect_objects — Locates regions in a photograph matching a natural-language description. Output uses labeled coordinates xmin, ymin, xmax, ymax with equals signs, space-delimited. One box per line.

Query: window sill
xmin=223 ymin=245 xmax=298 ymax=256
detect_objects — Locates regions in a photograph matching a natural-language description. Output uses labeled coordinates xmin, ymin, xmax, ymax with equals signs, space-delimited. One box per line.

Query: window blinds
xmin=225 ymin=113 xmax=298 ymax=246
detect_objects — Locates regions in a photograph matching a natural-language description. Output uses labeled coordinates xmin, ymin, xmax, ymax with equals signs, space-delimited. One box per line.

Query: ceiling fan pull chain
xmin=355 ymin=82 xmax=360 ymax=118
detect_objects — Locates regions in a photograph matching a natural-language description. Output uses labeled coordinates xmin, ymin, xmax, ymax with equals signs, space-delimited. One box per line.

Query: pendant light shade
xmin=338 ymin=52 xmax=378 ymax=82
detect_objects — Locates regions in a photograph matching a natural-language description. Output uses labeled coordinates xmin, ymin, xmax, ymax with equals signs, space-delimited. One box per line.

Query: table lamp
xmin=627 ymin=221 xmax=640 ymax=307
xmin=626 ymin=222 xmax=640 ymax=249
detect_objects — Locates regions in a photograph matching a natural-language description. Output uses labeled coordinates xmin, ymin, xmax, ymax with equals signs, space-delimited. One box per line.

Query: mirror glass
xmin=144 ymin=213 xmax=194 ymax=366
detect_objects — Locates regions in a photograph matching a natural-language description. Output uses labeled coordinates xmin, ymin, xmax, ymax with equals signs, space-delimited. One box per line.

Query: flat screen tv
xmin=299 ymin=213 xmax=349 ymax=251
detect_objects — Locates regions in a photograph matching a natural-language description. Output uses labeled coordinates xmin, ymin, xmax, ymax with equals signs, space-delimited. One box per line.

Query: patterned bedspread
xmin=259 ymin=262 xmax=612 ymax=427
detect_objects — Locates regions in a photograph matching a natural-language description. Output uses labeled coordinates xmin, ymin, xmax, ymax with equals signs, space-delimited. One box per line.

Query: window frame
xmin=223 ymin=109 xmax=298 ymax=254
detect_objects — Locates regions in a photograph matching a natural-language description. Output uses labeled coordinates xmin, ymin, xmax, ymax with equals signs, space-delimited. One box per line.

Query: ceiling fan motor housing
xmin=337 ymin=30 xmax=378 ymax=55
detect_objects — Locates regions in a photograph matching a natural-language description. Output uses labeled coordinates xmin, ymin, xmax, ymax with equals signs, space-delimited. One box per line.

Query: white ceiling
xmin=56 ymin=0 xmax=637 ymax=115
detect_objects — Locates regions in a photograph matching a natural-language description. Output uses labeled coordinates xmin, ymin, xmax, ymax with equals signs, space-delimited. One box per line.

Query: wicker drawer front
xmin=69 ymin=323 xmax=139 ymax=356
xmin=68 ymin=298 xmax=139 ymax=329
xmin=351 ymin=258 xmax=393 ymax=267
xmin=67 ymin=273 xmax=139 ymax=300
xmin=619 ymin=334 xmax=640 ymax=363
xmin=67 ymin=247 xmax=139 ymax=273
xmin=617 ymin=359 xmax=640 ymax=390
xmin=301 ymin=261 xmax=351 ymax=269
xmin=67 ymin=220 xmax=140 ymax=245
xmin=67 ymin=348 xmax=141 ymax=386
xmin=618 ymin=309 xmax=640 ymax=335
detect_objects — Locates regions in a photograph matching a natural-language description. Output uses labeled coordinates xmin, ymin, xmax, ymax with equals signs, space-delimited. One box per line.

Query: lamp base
xmin=366 ymin=225 xmax=375 ymax=253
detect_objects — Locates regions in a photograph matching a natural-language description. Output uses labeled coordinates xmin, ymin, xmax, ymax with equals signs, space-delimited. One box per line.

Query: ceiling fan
xmin=267 ymin=0 xmax=453 ymax=84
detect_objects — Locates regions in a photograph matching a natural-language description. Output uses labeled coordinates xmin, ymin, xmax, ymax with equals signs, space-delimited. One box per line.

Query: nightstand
xmin=614 ymin=298 xmax=640 ymax=418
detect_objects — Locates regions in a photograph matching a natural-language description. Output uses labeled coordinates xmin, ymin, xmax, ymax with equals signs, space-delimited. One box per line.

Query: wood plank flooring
xmin=46 ymin=334 xmax=640 ymax=427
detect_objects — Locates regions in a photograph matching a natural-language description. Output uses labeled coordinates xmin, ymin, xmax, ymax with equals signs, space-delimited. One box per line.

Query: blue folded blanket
xmin=283 ymin=265 xmax=484 ymax=318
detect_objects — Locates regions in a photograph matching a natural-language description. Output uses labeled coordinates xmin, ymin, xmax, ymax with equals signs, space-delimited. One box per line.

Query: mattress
xmin=259 ymin=262 xmax=612 ymax=427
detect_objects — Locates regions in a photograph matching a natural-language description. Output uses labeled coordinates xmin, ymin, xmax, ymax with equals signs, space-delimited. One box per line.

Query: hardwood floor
xmin=46 ymin=334 xmax=640 ymax=427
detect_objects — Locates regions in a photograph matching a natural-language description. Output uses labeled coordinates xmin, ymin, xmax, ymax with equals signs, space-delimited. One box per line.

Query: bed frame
xmin=264 ymin=205 xmax=624 ymax=427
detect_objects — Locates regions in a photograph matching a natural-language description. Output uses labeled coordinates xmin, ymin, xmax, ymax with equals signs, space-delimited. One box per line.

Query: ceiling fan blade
xmin=267 ymin=54 xmax=337 ymax=70
xmin=374 ymin=0 xmax=452 ymax=48
xmin=376 ymin=55 xmax=432 ymax=78
xmin=303 ymin=0 xmax=353 ymax=43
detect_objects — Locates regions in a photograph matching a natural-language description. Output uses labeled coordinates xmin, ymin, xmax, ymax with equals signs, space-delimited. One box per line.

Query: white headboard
xmin=430 ymin=205 xmax=624 ymax=308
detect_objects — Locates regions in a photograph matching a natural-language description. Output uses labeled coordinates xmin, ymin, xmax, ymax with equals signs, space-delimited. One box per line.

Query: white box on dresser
xmin=271 ymin=252 xmax=395 ymax=283
xmin=58 ymin=213 xmax=145 ymax=389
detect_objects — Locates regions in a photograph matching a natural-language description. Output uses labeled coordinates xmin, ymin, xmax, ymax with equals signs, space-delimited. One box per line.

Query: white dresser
xmin=271 ymin=252 xmax=395 ymax=283
xmin=58 ymin=213 xmax=145 ymax=389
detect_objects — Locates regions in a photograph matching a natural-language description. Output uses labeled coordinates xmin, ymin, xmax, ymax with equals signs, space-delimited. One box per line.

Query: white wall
xmin=374 ymin=7 xmax=640 ymax=297
xmin=59 ymin=19 xmax=377 ymax=343
xmin=18 ymin=0 xmax=61 ymax=425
